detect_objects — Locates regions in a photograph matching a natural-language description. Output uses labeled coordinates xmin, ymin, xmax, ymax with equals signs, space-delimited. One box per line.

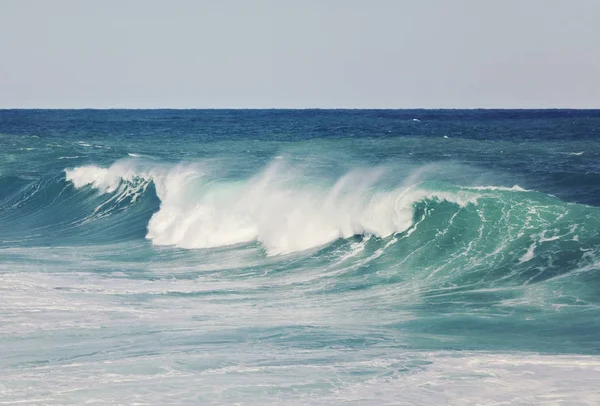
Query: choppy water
xmin=1 ymin=109 xmax=600 ymax=405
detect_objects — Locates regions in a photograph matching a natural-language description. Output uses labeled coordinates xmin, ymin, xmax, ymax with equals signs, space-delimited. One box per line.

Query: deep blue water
xmin=1 ymin=110 xmax=600 ymax=404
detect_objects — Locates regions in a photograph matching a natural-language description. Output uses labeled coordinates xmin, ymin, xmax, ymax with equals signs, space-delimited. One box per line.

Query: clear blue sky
xmin=1 ymin=0 xmax=599 ymax=108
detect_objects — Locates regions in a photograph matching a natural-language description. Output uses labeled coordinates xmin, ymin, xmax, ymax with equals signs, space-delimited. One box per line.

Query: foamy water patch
xmin=2 ymin=345 xmax=598 ymax=405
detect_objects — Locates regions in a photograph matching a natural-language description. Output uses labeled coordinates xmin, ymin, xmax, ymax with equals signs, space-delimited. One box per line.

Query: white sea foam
xmin=519 ymin=241 xmax=537 ymax=263
xmin=316 ymin=352 xmax=600 ymax=406
xmin=66 ymin=159 xmax=483 ymax=255
xmin=467 ymin=185 xmax=526 ymax=192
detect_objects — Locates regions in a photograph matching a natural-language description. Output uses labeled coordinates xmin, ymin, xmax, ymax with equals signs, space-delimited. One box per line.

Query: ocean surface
xmin=1 ymin=109 xmax=600 ymax=405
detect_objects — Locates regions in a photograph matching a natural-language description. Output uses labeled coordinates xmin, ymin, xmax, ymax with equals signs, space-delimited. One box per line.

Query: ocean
xmin=1 ymin=109 xmax=600 ymax=405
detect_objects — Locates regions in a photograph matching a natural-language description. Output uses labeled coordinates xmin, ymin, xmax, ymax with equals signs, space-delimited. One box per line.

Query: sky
xmin=1 ymin=0 xmax=599 ymax=109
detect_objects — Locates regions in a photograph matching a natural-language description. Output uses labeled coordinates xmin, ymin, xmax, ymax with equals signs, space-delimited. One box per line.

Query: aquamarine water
xmin=1 ymin=109 xmax=600 ymax=404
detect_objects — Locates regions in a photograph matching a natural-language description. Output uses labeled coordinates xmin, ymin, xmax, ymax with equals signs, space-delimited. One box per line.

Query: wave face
xmin=2 ymin=109 xmax=600 ymax=405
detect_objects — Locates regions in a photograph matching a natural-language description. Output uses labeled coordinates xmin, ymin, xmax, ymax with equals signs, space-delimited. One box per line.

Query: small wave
xmin=466 ymin=185 xmax=527 ymax=192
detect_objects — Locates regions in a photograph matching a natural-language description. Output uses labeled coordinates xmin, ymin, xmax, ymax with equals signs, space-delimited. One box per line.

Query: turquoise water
xmin=1 ymin=110 xmax=600 ymax=404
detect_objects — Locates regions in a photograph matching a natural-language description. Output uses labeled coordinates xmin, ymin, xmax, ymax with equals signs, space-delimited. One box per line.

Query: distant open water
xmin=1 ymin=109 xmax=600 ymax=405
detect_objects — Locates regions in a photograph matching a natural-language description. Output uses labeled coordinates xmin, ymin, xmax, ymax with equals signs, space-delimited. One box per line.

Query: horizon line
xmin=2 ymin=107 xmax=600 ymax=111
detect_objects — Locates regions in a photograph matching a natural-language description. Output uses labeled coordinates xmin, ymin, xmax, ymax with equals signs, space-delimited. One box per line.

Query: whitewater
xmin=1 ymin=109 xmax=600 ymax=405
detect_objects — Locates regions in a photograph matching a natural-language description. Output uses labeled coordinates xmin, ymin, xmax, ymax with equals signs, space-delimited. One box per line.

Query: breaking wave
xmin=65 ymin=158 xmax=490 ymax=255
xmin=3 ymin=156 xmax=600 ymax=295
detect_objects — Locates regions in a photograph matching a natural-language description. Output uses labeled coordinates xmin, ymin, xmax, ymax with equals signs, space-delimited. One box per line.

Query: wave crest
xmin=66 ymin=159 xmax=483 ymax=255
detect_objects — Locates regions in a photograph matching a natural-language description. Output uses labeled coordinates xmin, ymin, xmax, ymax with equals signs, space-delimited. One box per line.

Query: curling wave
xmin=65 ymin=158 xmax=489 ymax=255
